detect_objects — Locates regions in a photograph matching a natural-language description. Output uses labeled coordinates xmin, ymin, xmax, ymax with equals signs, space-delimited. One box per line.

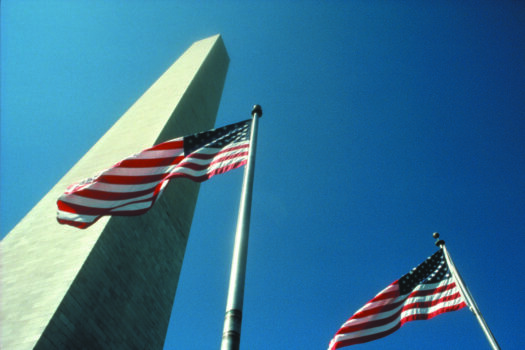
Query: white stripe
xmin=411 ymin=278 xmax=453 ymax=292
xmin=57 ymin=210 xmax=98 ymax=223
xmin=102 ymin=144 xmax=247 ymax=177
xmin=348 ymin=284 xmax=400 ymax=317
xmin=103 ymin=164 xmax=174 ymax=177
xmin=343 ymin=301 xmax=403 ymax=329
xmin=59 ymin=192 xmax=155 ymax=209
xmin=172 ymin=158 xmax=246 ymax=177
xmin=109 ymin=201 xmax=152 ymax=213
xmin=84 ymin=181 xmax=159 ymax=193
xmin=183 ymin=146 xmax=248 ymax=165
xmin=138 ymin=146 xmax=183 ymax=159
xmin=400 ymin=295 xmax=465 ymax=320
xmin=405 ymin=281 xmax=461 ymax=305
xmin=332 ymin=311 xmax=402 ymax=344
xmin=86 ymin=147 xmax=184 ymax=177
xmin=332 ymin=297 xmax=465 ymax=346
xmin=185 ymin=146 xmax=222 ymax=155
xmin=340 ymin=279 xmax=462 ymax=333
xmin=186 ymin=140 xmax=249 ymax=155
xmin=57 ymin=200 xmax=153 ymax=223
xmin=59 ymin=150 xmax=247 ymax=209
xmin=179 ymin=151 xmax=248 ymax=170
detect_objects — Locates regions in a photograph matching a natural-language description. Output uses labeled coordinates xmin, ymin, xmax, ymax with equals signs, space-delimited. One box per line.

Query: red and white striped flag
xmin=328 ymin=249 xmax=466 ymax=349
xmin=57 ymin=119 xmax=251 ymax=229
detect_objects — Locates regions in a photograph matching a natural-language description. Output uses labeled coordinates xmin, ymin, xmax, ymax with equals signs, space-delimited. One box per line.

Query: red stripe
xmin=352 ymin=298 xmax=405 ymax=319
xmin=177 ymin=151 xmax=249 ymax=172
xmin=352 ymin=285 xmax=402 ymax=318
xmin=338 ymin=303 xmax=404 ymax=334
xmin=91 ymin=153 xmax=247 ymax=185
xmin=96 ymin=173 xmax=167 ymax=185
xmin=337 ymin=287 xmax=463 ymax=335
xmin=402 ymin=290 xmax=463 ymax=312
xmin=409 ymin=281 xmax=458 ymax=297
xmin=370 ymin=289 xmax=400 ymax=301
xmin=149 ymin=139 xmax=183 ymax=150
xmin=57 ymin=128 xmax=250 ymax=229
xmin=167 ymin=160 xmax=247 ymax=183
xmin=331 ymin=298 xmax=466 ymax=349
xmin=400 ymin=301 xmax=467 ymax=324
xmin=56 ymin=218 xmax=91 ymax=229
xmin=58 ymin=154 xmax=248 ymax=211
xmin=56 ymin=205 xmax=152 ymax=229
xmin=116 ymin=156 xmax=184 ymax=168
xmin=187 ymin=144 xmax=249 ymax=160
xmin=332 ymin=323 xmax=402 ymax=348
xmin=68 ymin=187 xmax=156 ymax=201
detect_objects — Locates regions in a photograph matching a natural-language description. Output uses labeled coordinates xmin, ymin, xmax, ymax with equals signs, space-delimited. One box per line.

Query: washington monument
xmin=1 ymin=34 xmax=229 ymax=349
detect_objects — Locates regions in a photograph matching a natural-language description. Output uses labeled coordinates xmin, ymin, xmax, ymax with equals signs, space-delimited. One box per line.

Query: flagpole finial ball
xmin=252 ymin=105 xmax=263 ymax=117
xmin=433 ymin=232 xmax=445 ymax=247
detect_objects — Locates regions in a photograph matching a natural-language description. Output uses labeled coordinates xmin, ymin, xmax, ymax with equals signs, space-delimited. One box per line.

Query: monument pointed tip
xmin=188 ymin=34 xmax=229 ymax=62
xmin=201 ymin=33 xmax=223 ymax=42
xmin=192 ymin=34 xmax=226 ymax=51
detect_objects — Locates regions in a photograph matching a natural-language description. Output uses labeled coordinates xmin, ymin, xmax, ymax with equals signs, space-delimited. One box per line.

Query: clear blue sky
xmin=2 ymin=1 xmax=524 ymax=349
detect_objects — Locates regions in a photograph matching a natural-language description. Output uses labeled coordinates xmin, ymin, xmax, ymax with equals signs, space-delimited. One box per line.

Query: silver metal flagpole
xmin=433 ymin=233 xmax=501 ymax=350
xmin=221 ymin=105 xmax=262 ymax=350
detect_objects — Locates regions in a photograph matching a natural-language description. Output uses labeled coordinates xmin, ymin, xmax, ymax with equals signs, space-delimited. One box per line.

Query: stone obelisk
xmin=1 ymin=34 xmax=229 ymax=350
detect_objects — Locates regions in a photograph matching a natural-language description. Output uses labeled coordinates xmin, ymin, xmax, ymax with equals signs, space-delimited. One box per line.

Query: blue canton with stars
xmin=183 ymin=119 xmax=251 ymax=155
xmin=398 ymin=250 xmax=450 ymax=295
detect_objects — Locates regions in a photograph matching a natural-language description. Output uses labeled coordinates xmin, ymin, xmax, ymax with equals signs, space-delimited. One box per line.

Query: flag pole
xmin=221 ymin=105 xmax=262 ymax=350
xmin=433 ymin=233 xmax=500 ymax=350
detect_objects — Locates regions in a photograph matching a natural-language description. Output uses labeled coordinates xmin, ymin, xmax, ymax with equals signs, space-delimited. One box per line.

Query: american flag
xmin=57 ymin=119 xmax=251 ymax=229
xmin=328 ymin=249 xmax=467 ymax=349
